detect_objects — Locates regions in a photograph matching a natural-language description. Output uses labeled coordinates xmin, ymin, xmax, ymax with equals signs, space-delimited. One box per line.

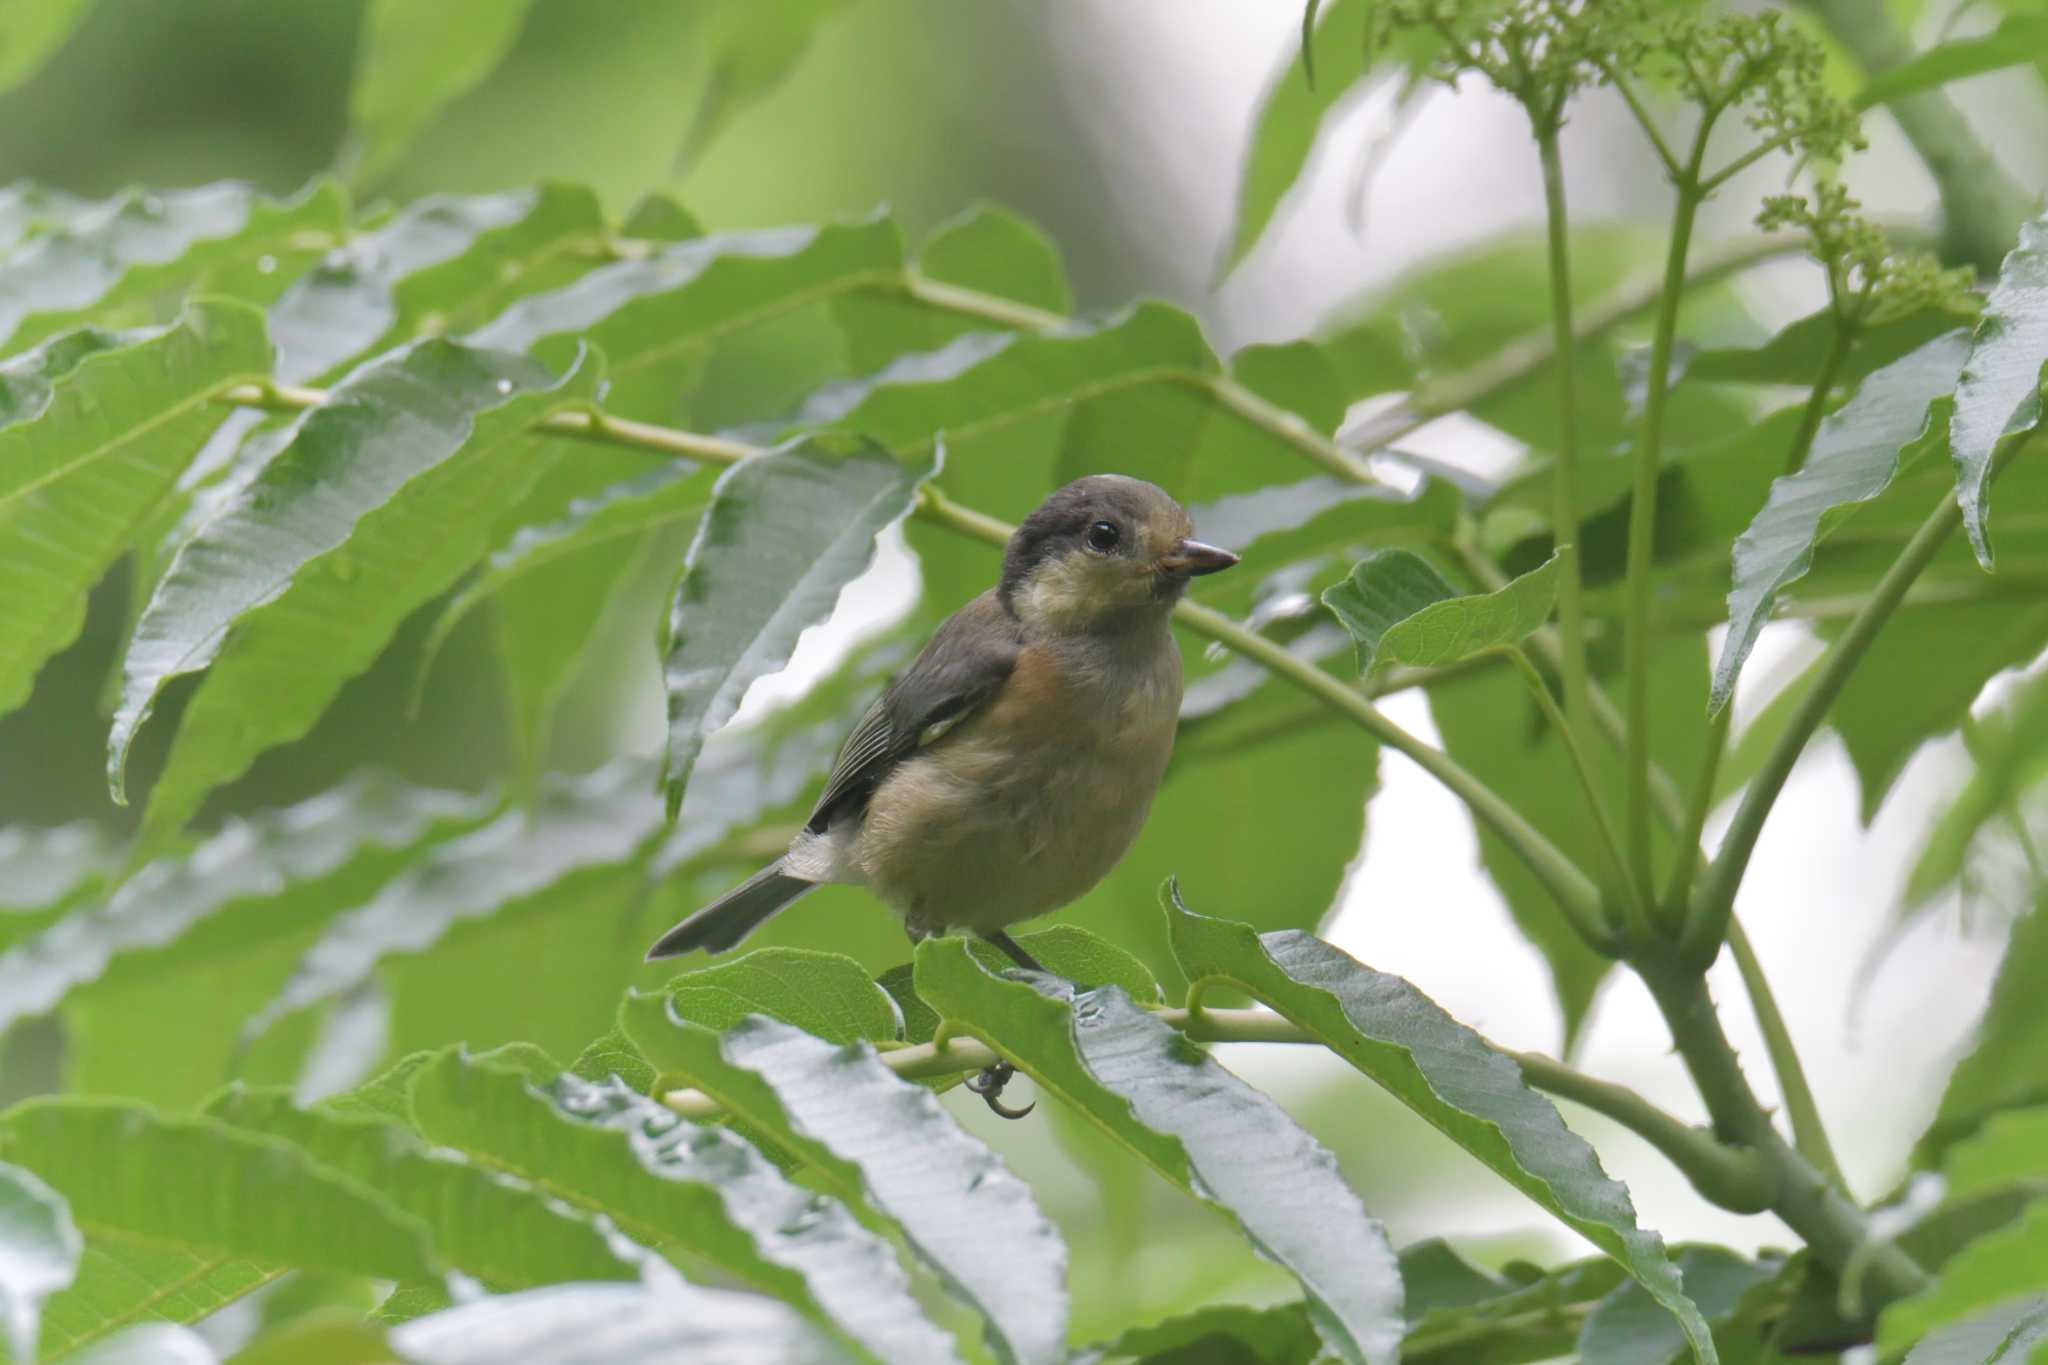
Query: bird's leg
xmin=960 ymin=931 xmax=1046 ymax=1118
xmin=965 ymin=1061 xmax=1033 ymax=1119
xmin=980 ymin=929 xmax=1046 ymax=974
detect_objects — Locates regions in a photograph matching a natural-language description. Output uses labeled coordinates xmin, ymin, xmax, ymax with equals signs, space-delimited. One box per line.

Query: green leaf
xmin=0 ymin=1101 xmax=442 ymax=1351
xmin=1402 ymin=1255 xmax=1625 ymax=1362
xmin=0 ymin=0 xmax=94 ymax=94
xmin=567 ymin=1029 xmax=655 ymax=1094
xmin=1686 ymin=305 xmax=1970 ymax=388
xmin=470 ymin=218 xmax=903 ymax=419
xmin=1576 ymin=1247 xmax=1768 ymax=1365
xmin=1952 ymin=216 xmax=2048 ymax=567
xmin=405 ymin=1051 xmax=960 ymax=1365
xmin=0 ymin=774 xmax=481 ymax=1037
xmin=1323 ymin=550 xmax=1558 ymax=677
xmin=660 ymin=948 xmax=903 ymax=1044
xmin=618 ymin=1002 xmax=1068 ymax=1365
xmin=227 ymin=1310 xmax=390 ymax=1365
xmin=1220 ymin=0 xmax=1377 ymax=274
xmin=1878 ymin=1200 xmax=2048 ymax=1355
xmin=477 ymin=446 xmax=678 ymax=782
xmin=1856 ymin=17 xmax=2048 ymax=108
xmin=244 ymin=761 xmax=662 ymax=1043
xmin=0 ymin=182 xmax=344 ymax=356
xmin=666 ymin=0 xmax=850 ymax=177
xmin=918 ymin=203 xmax=1069 ymax=315
xmin=1830 ymin=600 xmax=2048 ymax=823
xmin=1398 ymin=1239 xmax=1510 ymax=1315
xmin=270 ymin=185 xmax=609 ymax=384
xmin=1166 ymin=890 xmax=1717 ymax=1365
xmin=833 ymin=204 xmax=1070 ymax=374
xmin=1095 ymin=1300 xmax=1320 ymax=1364
xmin=1941 ymin=1107 xmax=2048 ymax=1206
xmin=910 ymin=939 xmax=1404 ymax=1365
xmin=660 ymin=439 xmax=930 ymax=818
xmin=204 ymin=1085 xmax=639 ymax=1289
xmin=110 ymin=340 xmax=602 ymax=846
xmin=1710 ymin=330 xmax=1971 ymax=711
xmin=1904 ymin=672 xmax=2048 ymax=906
xmin=387 ymin=1274 xmax=849 ymax=1365
xmin=0 ymin=1161 xmax=79 ymax=1363
xmin=1918 ymin=902 xmax=2048 ymax=1163
xmin=806 ymin=302 xmax=1203 ymax=469
xmin=1897 ymin=1294 xmax=2048 ymax=1363
xmin=0 ymin=301 xmax=272 ymax=719
xmin=620 ymin=194 xmax=701 ymax=243
xmin=345 ymin=0 xmax=541 ymax=186
xmin=879 ymin=925 xmax=1159 ymax=1047
xmin=421 ymin=461 xmax=707 ymax=691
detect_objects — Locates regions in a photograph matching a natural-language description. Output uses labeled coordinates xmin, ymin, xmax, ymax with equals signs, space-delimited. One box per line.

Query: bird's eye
xmin=1085 ymin=520 xmax=1120 ymax=553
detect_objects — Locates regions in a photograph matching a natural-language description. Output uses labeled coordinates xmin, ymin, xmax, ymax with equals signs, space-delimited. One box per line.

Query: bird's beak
xmin=1159 ymin=538 xmax=1240 ymax=578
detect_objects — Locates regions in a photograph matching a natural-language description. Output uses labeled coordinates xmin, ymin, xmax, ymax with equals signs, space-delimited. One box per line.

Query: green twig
xmin=1659 ymin=703 xmax=1730 ymax=925
xmin=1625 ymin=123 xmax=1713 ymax=909
xmin=1172 ymin=596 xmax=1611 ymax=949
xmin=1504 ymin=646 xmax=1638 ymax=939
xmin=659 ymin=998 xmax=1771 ymax=1213
xmin=1784 ymin=317 xmax=1855 ymax=476
xmin=1532 ymin=124 xmax=1602 ymax=795
xmin=1510 ymin=1050 xmax=1773 ymax=1211
xmin=1465 ymin=532 xmax=1842 ymax=1179
xmin=1638 ymin=962 xmax=1927 ymax=1295
xmin=1724 ymin=919 xmax=1847 ymax=1188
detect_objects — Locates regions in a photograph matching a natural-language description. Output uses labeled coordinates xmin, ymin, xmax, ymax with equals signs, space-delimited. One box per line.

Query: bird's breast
xmin=854 ymin=631 xmax=1182 ymax=933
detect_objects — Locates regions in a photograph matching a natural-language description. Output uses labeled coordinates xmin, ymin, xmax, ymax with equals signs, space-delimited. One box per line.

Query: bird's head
xmin=998 ymin=474 xmax=1238 ymax=633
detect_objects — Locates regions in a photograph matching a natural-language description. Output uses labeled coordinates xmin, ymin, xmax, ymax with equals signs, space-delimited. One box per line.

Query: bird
xmin=645 ymin=474 xmax=1238 ymax=1109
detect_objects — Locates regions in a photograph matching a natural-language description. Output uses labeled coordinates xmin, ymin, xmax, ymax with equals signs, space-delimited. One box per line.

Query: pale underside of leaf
xmin=661 ymin=440 xmax=931 ymax=817
xmin=1165 ymin=889 xmax=1716 ymax=1365
xmin=1950 ymin=216 xmax=2048 ymax=567
xmin=1712 ymin=330 xmax=1973 ymax=711
xmin=404 ymin=1053 xmax=957 ymax=1365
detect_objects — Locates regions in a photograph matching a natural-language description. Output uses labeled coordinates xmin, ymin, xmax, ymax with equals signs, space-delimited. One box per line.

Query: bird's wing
xmin=805 ymin=592 xmax=1021 ymax=832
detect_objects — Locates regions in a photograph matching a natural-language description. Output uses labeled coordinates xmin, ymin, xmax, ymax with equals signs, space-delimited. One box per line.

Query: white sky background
xmin=735 ymin=0 xmax=2038 ymax=1256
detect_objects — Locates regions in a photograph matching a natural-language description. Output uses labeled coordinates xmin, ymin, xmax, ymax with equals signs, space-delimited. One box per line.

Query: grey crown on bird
xmin=645 ymin=473 xmax=1238 ymax=973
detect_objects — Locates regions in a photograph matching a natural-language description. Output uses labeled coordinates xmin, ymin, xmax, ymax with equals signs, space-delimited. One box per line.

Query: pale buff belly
xmin=852 ymin=712 xmax=1175 ymax=936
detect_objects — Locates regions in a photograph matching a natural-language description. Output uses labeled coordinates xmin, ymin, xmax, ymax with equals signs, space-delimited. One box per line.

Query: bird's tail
xmin=644 ymin=860 xmax=816 ymax=960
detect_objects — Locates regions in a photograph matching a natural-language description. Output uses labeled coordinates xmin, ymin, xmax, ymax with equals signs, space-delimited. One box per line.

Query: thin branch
xmin=1601 ymin=65 xmax=1683 ymax=178
xmin=1659 ymin=703 xmax=1730 ymax=924
xmin=1725 ymin=918 xmax=1847 ymax=1188
xmin=1638 ymin=961 xmax=1927 ymax=1296
xmin=1510 ymin=1050 xmax=1773 ymax=1211
xmin=1170 ymin=596 xmax=1611 ymax=948
xmin=1783 ymin=317 xmax=1855 ymax=477
xmin=656 ymin=999 xmax=1771 ymax=1212
xmin=1343 ymin=231 xmax=1808 ymax=455
xmin=1624 ymin=122 xmax=1714 ymax=915
xmin=1504 ymin=646 xmax=1638 ymax=936
xmin=1531 ymin=124 xmax=1603 ymax=811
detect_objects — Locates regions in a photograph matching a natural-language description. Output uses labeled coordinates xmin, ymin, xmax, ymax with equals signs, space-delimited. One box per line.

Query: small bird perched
xmin=646 ymin=474 xmax=1237 ymax=1108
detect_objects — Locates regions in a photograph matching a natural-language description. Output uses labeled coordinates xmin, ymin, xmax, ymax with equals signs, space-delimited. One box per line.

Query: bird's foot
xmin=966 ymin=1061 xmax=1033 ymax=1120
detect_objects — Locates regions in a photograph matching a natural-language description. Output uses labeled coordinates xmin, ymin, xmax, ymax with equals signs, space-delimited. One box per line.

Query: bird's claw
xmin=967 ymin=1061 xmax=1033 ymax=1119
